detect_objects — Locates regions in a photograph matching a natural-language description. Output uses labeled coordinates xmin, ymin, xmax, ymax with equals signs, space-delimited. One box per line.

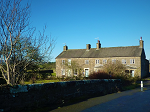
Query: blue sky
xmin=29 ymin=0 xmax=150 ymax=62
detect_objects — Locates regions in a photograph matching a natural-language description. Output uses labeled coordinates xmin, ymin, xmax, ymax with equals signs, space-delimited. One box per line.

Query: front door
xmin=85 ymin=69 xmax=89 ymax=77
xmin=131 ymin=70 xmax=134 ymax=77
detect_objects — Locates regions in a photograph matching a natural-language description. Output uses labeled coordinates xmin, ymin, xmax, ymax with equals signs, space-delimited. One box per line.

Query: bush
xmin=89 ymin=70 xmax=140 ymax=88
xmin=51 ymin=73 xmax=56 ymax=76
xmin=103 ymin=60 xmax=126 ymax=76
xmin=89 ymin=70 xmax=114 ymax=79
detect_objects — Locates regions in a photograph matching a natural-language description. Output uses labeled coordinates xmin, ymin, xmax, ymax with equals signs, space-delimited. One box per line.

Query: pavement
xmin=50 ymin=80 xmax=150 ymax=112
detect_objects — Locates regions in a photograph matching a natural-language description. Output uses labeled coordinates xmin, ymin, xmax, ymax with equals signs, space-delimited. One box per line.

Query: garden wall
xmin=0 ymin=79 xmax=121 ymax=112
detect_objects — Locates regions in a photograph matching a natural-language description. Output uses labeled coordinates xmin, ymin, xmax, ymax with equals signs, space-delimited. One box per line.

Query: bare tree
xmin=103 ymin=59 xmax=126 ymax=76
xmin=0 ymin=0 xmax=55 ymax=85
xmin=63 ymin=60 xmax=83 ymax=77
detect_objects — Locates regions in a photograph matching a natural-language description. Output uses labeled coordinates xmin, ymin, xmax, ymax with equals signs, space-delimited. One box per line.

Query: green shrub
xmin=51 ymin=73 xmax=56 ymax=76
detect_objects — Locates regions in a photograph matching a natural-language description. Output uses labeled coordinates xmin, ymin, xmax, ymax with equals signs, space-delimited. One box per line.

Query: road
xmin=51 ymin=81 xmax=150 ymax=112
xmin=82 ymin=88 xmax=150 ymax=112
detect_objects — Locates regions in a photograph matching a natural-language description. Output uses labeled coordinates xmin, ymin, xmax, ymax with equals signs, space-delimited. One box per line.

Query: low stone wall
xmin=0 ymin=79 xmax=121 ymax=112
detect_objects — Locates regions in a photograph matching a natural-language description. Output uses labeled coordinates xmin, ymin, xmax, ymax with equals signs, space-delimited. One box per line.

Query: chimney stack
xmin=86 ymin=44 xmax=91 ymax=51
xmin=63 ymin=45 xmax=68 ymax=51
xmin=139 ymin=37 xmax=144 ymax=48
xmin=96 ymin=40 xmax=101 ymax=50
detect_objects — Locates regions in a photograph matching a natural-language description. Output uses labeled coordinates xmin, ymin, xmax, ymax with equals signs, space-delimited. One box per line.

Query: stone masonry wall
xmin=56 ymin=57 xmax=141 ymax=77
xmin=0 ymin=79 xmax=121 ymax=112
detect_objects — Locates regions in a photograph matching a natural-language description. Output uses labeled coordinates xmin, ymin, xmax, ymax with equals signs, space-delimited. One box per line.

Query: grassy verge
xmin=121 ymin=83 xmax=139 ymax=91
xmin=24 ymin=79 xmax=60 ymax=85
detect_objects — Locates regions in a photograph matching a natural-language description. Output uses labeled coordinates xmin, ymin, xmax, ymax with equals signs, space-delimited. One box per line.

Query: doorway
xmin=85 ymin=68 xmax=89 ymax=77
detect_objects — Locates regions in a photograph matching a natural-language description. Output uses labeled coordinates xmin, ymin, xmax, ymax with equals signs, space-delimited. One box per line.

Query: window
xmin=61 ymin=69 xmax=65 ymax=75
xmin=112 ymin=59 xmax=116 ymax=63
xmin=68 ymin=59 xmax=71 ymax=65
xmin=130 ymin=70 xmax=134 ymax=77
xmin=95 ymin=59 xmax=99 ymax=64
xmin=85 ymin=60 xmax=89 ymax=64
xmin=103 ymin=59 xmax=107 ymax=64
xmin=62 ymin=60 xmax=65 ymax=65
xmin=95 ymin=69 xmax=98 ymax=72
xmin=122 ymin=59 xmax=126 ymax=64
xmin=74 ymin=69 xmax=77 ymax=75
xmin=125 ymin=70 xmax=129 ymax=75
xmin=130 ymin=59 xmax=135 ymax=64
xmin=68 ymin=69 xmax=71 ymax=77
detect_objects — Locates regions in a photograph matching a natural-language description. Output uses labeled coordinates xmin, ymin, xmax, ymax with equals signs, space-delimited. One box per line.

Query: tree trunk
xmin=6 ymin=61 xmax=10 ymax=85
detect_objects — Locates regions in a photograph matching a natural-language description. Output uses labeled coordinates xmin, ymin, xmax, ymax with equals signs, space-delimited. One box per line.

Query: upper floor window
xmin=85 ymin=60 xmax=89 ymax=64
xmin=103 ymin=59 xmax=107 ymax=64
xmin=68 ymin=59 xmax=71 ymax=65
xmin=62 ymin=60 xmax=65 ymax=65
xmin=95 ymin=59 xmax=99 ymax=64
xmin=122 ymin=59 xmax=126 ymax=64
xmin=130 ymin=59 xmax=135 ymax=64
xmin=112 ymin=59 xmax=116 ymax=63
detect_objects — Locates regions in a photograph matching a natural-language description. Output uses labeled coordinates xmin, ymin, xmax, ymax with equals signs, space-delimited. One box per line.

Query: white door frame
xmin=84 ymin=68 xmax=89 ymax=77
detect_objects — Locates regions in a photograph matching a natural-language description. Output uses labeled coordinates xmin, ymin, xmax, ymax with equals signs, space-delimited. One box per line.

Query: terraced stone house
xmin=56 ymin=37 xmax=149 ymax=78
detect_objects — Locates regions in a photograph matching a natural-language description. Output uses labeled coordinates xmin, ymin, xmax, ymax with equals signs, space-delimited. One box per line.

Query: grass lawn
xmin=24 ymin=79 xmax=60 ymax=85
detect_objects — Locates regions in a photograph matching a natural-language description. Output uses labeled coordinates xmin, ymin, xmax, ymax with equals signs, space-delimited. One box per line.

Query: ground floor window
xmin=74 ymin=69 xmax=77 ymax=75
xmin=68 ymin=69 xmax=71 ymax=77
xmin=61 ymin=69 xmax=65 ymax=75
xmin=95 ymin=69 xmax=98 ymax=72
xmin=130 ymin=70 xmax=134 ymax=77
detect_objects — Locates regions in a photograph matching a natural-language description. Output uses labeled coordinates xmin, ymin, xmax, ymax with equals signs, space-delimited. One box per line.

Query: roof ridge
xmin=101 ymin=45 xmax=139 ymax=49
xmin=67 ymin=45 xmax=139 ymax=50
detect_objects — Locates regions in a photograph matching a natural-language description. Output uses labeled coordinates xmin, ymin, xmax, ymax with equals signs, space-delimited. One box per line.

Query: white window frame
xmin=112 ymin=59 xmax=116 ymax=63
xmin=85 ymin=60 xmax=89 ymax=64
xmin=95 ymin=69 xmax=98 ymax=72
xmin=61 ymin=69 xmax=65 ymax=75
xmin=68 ymin=59 xmax=71 ymax=65
xmin=130 ymin=70 xmax=134 ymax=77
xmin=68 ymin=69 xmax=71 ymax=77
xmin=74 ymin=69 xmax=78 ymax=75
xmin=130 ymin=59 xmax=135 ymax=64
xmin=103 ymin=59 xmax=107 ymax=64
xmin=95 ymin=59 xmax=99 ymax=64
xmin=62 ymin=60 xmax=65 ymax=65
xmin=122 ymin=59 xmax=126 ymax=64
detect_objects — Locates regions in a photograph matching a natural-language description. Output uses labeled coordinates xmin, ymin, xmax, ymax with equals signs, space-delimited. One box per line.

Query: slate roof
xmin=56 ymin=46 xmax=143 ymax=59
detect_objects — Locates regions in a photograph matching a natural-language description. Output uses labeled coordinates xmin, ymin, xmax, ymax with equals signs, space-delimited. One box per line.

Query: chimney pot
xmin=63 ymin=45 xmax=68 ymax=51
xmin=96 ymin=40 xmax=101 ymax=50
xmin=139 ymin=37 xmax=144 ymax=48
xmin=86 ymin=44 xmax=91 ymax=51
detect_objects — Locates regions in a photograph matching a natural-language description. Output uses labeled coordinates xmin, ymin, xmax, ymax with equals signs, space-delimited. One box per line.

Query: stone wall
xmin=0 ymin=79 xmax=121 ymax=112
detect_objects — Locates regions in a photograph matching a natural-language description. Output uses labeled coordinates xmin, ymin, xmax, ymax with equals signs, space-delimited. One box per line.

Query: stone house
xmin=56 ymin=37 xmax=149 ymax=78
